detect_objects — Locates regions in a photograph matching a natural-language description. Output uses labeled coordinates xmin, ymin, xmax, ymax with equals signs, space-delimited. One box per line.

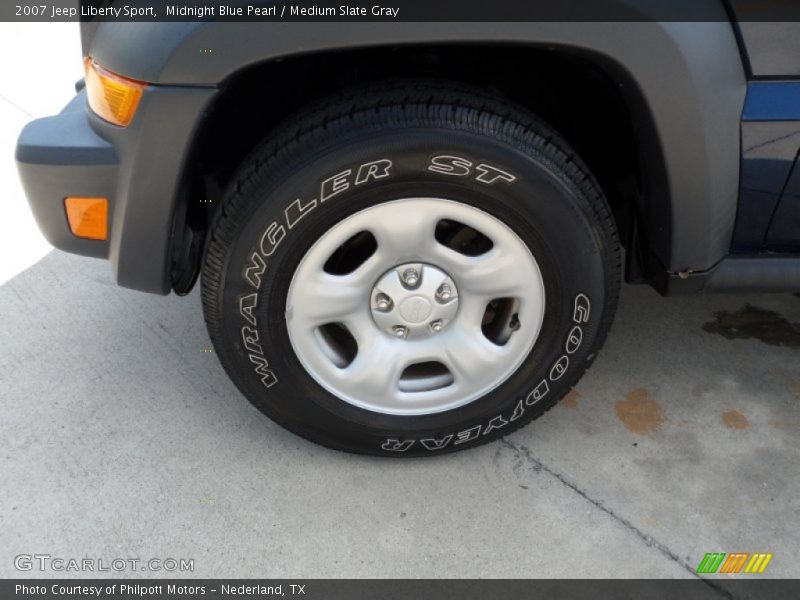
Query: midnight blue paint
xmin=732 ymin=82 xmax=800 ymax=253
xmin=743 ymin=82 xmax=800 ymax=122
xmin=766 ymin=156 xmax=800 ymax=252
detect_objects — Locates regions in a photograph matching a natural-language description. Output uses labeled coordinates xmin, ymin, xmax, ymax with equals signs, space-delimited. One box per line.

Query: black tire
xmin=201 ymin=81 xmax=620 ymax=456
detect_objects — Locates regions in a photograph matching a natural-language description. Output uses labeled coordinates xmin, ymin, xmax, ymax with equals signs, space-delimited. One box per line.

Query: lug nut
xmin=393 ymin=326 xmax=408 ymax=338
xmin=436 ymin=283 xmax=453 ymax=302
xmin=374 ymin=293 xmax=393 ymax=312
xmin=401 ymin=267 xmax=419 ymax=287
xmin=430 ymin=319 xmax=444 ymax=333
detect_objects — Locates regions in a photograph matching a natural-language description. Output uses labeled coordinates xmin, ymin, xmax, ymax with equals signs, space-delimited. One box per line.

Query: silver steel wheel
xmin=286 ymin=198 xmax=545 ymax=416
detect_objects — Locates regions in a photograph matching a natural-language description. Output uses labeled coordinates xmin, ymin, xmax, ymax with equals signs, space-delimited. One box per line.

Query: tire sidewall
xmin=211 ymin=127 xmax=612 ymax=456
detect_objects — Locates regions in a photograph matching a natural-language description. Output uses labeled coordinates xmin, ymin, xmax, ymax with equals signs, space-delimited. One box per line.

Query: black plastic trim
xmin=15 ymin=90 xmax=118 ymax=259
xmin=658 ymin=256 xmax=800 ymax=294
xmin=706 ymin=256 xmax=800 ymax=292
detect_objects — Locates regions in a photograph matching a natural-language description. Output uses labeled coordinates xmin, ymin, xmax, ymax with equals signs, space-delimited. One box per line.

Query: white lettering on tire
xmin=355 ymin=159 xmax=393 ymax=185
xmin=428 ymin=155 xmax=473 ymax=177
xmin=239 ymin=293 xmax=259 ymax=326
xmin=248 ymin=353 xmax=278 ymax=388
xmin=285 ymin=197 xmax=318 ymax=229
xmin=475 ymin=163 xmax=516 ymax=185
xmin=483 ymin=414 xmax=509 ymax=436
xmin=382 ymin=439 xmax=415 ymax=452
xmin=260 ymin=222 xmax=286 ymax=256
xmin=565 ymin=325 xmax=583 ymax=354
xmin=238 ymin=158 xmax=396 ymax=391
xmin=573 ymin=293 xmax=591 ymax=324
xmin=420 ymin=435 xmax=453 ymax=451
xmin=428 ymin=155 xmax=517 ymax=185
xmin=526 ymin=379 xmax=550 ymax=406
xmin=509 ymin=399 xmax=526 ymax=421
xmin=454 ymin=425 xmax=482 ymax=445
xmin=320 ymin=169 xmax=352 ymax=202
xmin=549 ymin=356 xmax=570 ymax=381
xmin=243 ymin=251 xmax=266 ymax=290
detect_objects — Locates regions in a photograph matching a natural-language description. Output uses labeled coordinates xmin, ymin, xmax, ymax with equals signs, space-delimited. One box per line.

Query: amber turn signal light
xmin=84 ymin=57 xmax=147 ymax=127
xmin=65 ymin=197 xmax=108 ymax=240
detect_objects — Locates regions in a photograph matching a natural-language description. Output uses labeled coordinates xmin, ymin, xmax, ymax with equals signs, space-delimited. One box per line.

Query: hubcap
xmin=286 ymin=198 xmax=546 ymax=416
xmin=371 ymin=263 xmax=459 ymax=339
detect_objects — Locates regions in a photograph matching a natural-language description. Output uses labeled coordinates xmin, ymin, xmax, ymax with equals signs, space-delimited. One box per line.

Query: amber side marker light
xmin=65 ymin=197 xmax=108 ymax=240
xmin=84 ymin=57 xmax=147 ymax=127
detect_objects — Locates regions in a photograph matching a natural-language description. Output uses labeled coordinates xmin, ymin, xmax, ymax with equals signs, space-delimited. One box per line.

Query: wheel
xmin=201 ymin=81 xmax=620 ymax=456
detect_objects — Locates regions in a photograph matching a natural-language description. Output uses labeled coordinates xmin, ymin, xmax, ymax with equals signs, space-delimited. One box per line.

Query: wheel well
xmin=172 ymin=44 xmax=661 ymax=293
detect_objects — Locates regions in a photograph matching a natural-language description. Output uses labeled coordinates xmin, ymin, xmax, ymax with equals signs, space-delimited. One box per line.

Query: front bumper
xmin=16 ymin=90 xmax=117 ymax=259
xmin=16 ymin=84 xmax=215 ymax=294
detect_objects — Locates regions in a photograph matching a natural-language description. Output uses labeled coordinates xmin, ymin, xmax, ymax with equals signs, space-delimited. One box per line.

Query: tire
xmin=201 ymin=81 xmax=620 ymax=457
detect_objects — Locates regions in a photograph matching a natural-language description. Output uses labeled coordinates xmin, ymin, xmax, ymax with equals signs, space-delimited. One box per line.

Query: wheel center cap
xmin=399 ymin=296 xmax=432 ymax=323
xmin=370 ymin=262 xmax=459 ymax=339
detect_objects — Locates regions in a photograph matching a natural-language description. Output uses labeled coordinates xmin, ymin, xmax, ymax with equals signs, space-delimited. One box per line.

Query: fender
xmin=85 ymin=1 xmax=746 ymax=293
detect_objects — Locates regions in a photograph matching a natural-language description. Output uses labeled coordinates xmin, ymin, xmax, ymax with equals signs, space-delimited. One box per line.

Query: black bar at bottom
xmin=3 ymin=579 xmax=800 ymax=600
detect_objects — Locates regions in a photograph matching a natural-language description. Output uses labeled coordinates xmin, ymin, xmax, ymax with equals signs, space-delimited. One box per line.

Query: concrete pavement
xmin=1 ymin=250 xmax=798 ymax=590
